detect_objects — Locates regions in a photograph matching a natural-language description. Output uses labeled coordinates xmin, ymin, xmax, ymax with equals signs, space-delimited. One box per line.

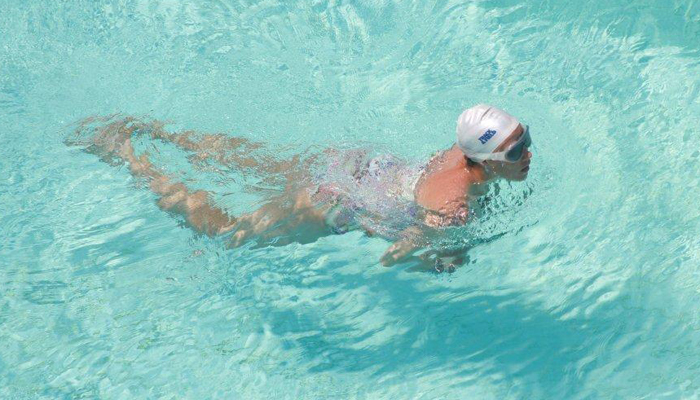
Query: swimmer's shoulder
xmin=415 ymin=151 xmax=471 ymax=212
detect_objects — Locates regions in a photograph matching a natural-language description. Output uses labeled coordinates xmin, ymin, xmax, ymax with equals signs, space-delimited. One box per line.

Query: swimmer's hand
xmin=380 ymin=239 xmax=418 ymax=267
xmin=380 ymin=226 xmax=423 ymax=267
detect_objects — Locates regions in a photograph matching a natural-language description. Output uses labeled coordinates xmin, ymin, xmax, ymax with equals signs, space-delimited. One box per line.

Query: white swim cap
xmin=456 ymin=104 xmax=521 ymax=162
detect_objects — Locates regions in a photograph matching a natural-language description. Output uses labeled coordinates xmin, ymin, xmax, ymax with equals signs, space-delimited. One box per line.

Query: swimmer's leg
xmin=228 ymin=190 xmax=332 ymax=248
xmin=71 ymin=116 xmax=306 ymax=177
xmin=124 ymin=119 xmax=331 ymax=243
xmin=145 ymin=124 xmax=306 ymax=178
xmin=146 ymin=129 xmax=331 ymax=244
xmin=71 ymin=116 xmax=333 ymax=244
xmin=73 ymin=118 xmax=237 ymax=236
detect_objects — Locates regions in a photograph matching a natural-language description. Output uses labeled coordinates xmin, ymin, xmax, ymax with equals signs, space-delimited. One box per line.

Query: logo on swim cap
xmin=478 ymin=129 xmax=497 ymax=144
xmin=456 ymin=104 xmax=520 ymax=161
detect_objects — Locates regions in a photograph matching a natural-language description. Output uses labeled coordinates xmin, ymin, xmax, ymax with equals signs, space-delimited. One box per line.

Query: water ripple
xmin=2 ymin=0 xmax=700 ymax=398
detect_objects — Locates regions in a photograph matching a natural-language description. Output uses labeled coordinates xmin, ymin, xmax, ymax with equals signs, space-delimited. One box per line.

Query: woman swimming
xmin=68 ymin=104 xmax=532 ymax=270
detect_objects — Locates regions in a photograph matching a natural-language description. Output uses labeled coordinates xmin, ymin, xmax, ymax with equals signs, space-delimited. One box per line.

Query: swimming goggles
xmin=479 ymin=125 xmax=532 ymax=163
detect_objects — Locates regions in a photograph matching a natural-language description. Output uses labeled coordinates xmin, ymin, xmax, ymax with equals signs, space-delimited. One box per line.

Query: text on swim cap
xmin=478 ymin=129 xmax=497 ymax=144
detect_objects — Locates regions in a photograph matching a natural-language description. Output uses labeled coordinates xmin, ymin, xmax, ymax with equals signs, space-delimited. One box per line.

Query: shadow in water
xmin=241 ymin=252 xmax=650 ymax=398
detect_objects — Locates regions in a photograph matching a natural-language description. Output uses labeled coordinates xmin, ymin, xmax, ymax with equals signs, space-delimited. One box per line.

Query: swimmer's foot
xmin=67 ymin=116 xmax=141 ymax=166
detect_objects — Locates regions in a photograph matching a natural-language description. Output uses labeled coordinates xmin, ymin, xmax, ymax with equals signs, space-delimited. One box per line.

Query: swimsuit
xmin=313 ymin=150 xmax=426 ymax=235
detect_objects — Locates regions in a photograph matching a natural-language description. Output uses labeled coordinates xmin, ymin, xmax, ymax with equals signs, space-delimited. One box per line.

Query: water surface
xmin=1 ymin=0 xmax=700 ymax=398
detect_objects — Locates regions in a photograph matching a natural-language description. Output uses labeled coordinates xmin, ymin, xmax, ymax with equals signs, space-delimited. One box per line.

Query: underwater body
xmin=1 ymin=0 xmax=700 ymax=398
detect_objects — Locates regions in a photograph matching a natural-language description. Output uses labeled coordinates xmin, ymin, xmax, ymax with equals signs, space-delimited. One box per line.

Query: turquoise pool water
xmin=2 ymin=0 xmax=700 ymax=398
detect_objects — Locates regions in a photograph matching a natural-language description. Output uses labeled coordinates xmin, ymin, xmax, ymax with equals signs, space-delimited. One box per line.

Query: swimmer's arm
xmin=379 ymin=202 xmax=469 ymax=267
xmin=380 ymin=227 xmax=423 ymax=267
xmin=379 ymin=228 xmax=466 ymax=268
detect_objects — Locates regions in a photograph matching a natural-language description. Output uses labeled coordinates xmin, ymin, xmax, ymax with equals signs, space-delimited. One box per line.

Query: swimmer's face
xmin=483 ymin=124 xmax=532 ymax=181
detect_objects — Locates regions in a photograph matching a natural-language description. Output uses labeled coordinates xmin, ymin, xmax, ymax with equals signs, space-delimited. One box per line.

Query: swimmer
xmin=68 ymin=104 xmax=532 ymax=271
